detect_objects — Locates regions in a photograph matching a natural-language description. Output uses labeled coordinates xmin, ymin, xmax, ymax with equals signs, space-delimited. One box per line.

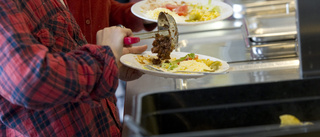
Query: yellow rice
xmin=173 ymin=60 xmax=210 ymax=72
xmin=145 ymin=8 xmax=186 ymax=22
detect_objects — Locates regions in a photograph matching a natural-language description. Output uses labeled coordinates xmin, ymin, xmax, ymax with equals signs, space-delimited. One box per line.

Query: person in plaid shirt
xmin=0 ymin=0 xmax=147 ymax=136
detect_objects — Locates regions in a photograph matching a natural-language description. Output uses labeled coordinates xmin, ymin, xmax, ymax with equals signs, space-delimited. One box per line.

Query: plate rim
xmin=131 ymin=0 xmax=234 ymax=26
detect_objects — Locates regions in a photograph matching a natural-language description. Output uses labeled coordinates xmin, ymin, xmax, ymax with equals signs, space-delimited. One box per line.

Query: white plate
xmin=120 ymin=51 xmax=229 ymax=79
xmin=131 ymin=0 xmax=233 ymax=25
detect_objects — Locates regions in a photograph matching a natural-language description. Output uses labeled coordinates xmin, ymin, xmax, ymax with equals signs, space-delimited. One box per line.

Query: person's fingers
xmin=124 ymin=28 xmax=133 ymax=37
xmin=129 ymin=45 xmax=147 ymax=54
xmin=96 ymin=28 xmax=108 ymax=45
xmin=117 ymin=25 xmax=133 ymax=37
xmin=123 ymin=45 xmax=147 ymax=54
xmin=131 ymin=45 xmax=148 ymax=53
xmin=117 ymin=27 xmax=132 ymax=37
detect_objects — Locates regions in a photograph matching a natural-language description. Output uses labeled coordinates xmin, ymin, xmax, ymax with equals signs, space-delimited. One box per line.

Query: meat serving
xmin=151 ymin=34 xmax=174 ymax=64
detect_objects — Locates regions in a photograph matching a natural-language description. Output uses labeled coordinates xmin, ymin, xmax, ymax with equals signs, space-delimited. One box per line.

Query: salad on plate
xmin=141 ymin=0 xmax=221 ymax=23
xmin=135 ymin=52 xmax=222 ymax=73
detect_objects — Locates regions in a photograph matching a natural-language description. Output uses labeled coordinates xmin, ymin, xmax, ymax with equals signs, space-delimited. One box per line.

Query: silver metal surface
xmin=135 ymin=27 xmax=249 ymax=63
xmin=132 ymin=30 xmax=164 ymax=40
xmin=133 ymin=12 xmax=178 ymax=48
xmin=127 ymin=58 xmax=300 ymax=94
xmin=123 ymin=19 xmax=302 ymax=136
xmin=123 ymin=58 xmax=301 ymax=137
xmin=118 ymin=1 xmax=320 ymax=136
xmin=160 ymin=12 xmax=179 ymax=49
xmin=226 ymin=0 xmax=295 ymax=19
xmin=243 ymin=12 xmax=296 ymax=42
xmin=250 ymin=40 xmax=297 ymax=59
xmin=227 ymin=0 xmax=294 ymax=8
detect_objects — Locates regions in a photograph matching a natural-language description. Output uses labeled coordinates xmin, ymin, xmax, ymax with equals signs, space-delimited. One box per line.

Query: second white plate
xmin=131 ymin=0 xmax=233 ymax=25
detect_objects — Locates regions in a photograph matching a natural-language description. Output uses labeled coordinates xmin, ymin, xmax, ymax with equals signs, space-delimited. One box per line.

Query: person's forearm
xmin=0 ymin=42 xmax=119 ymax=110
xmin=0 ymin=2 xmax=119 ymax=110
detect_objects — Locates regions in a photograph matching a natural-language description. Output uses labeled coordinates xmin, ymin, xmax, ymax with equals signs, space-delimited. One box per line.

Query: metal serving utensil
xmin=124 ymin=12 xmax=179 ymax=49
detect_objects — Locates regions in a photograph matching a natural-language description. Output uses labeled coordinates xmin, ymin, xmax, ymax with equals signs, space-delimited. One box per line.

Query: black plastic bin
xmin=136 ymin=78 xmax=320 ymax=137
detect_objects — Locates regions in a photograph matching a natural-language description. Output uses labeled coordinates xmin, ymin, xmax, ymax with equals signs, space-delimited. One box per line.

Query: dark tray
xmin=136 ymin=78 xmax=320 ymax=137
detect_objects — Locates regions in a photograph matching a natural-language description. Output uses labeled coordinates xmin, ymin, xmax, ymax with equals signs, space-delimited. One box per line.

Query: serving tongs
xmin=124 ymin=12 xmax=179 ymax=49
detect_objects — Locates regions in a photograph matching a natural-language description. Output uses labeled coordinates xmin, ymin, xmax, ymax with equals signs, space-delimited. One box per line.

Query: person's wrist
xmin=112 ymin=52 xmax=121 ymax=68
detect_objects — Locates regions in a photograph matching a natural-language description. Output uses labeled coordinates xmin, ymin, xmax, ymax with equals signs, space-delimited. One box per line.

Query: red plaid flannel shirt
xmin=66 ymin=0 xmax=157 ymax=44
xmin=0 ymin=0 xmax=121 ymax=136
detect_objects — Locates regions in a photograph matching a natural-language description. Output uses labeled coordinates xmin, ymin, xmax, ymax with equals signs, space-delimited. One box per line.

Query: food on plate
xmin=279 ymin=114 xmax=313 ymax=127
xmin=145 ymin=8 xmax=186 ymax=23
xmin=151 ymin=34 xmax=175 ymax=64
xmin=186 ymin=3 xmax=221 ymax=22
xmin=175 ymin=60 xmax=210 ymax=71
xmin=141 ymin=0 xmax=221 ymax=22
xmin=135 ymin=53 xmax=222 ymax=73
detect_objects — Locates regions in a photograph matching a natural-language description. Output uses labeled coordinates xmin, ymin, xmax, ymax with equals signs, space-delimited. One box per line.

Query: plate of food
xmin=131 ymin=0 xmax=233 ymax=25
xmin=120 ymin=51 xmax=229 ymax=79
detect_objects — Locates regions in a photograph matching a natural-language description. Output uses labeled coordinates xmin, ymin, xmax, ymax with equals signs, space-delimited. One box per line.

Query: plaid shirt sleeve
xmin=0 ymin=0 xmax=119 ymax=110
xmin=0 ymin=0 xmax=123 ymax=136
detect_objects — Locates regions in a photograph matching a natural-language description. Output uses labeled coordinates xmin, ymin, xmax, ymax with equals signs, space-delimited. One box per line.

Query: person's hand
xmin=118 ymin=45 xmax=148 ymax=81
xmin=96 ymin=26 xmax=132 ymax=66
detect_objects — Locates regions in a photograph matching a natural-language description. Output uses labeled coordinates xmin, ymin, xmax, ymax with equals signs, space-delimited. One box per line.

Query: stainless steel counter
xmin=122 ymin=19 xmax=301 ymax=136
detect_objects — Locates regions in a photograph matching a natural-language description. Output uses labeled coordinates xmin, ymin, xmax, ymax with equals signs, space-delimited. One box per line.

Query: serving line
xmin=122 ymin=17 xmax=299 ymax=137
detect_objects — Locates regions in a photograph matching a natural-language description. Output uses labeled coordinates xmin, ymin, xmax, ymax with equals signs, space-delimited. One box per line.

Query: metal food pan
xmin=226 ymin=0 xmax=295 ymax=18
xmin=243 ymin=12 xmax=297 ymax=42
xmin=250 ymin=40 xmax=297 ymax=59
